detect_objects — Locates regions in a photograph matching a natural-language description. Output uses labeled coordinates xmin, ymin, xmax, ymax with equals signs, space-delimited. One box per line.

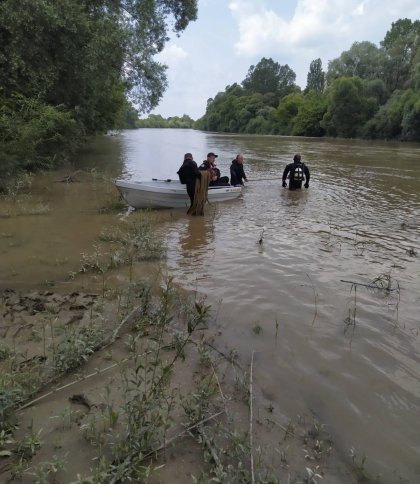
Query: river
xmin=1 ymin=129 xmax=419 ymax=481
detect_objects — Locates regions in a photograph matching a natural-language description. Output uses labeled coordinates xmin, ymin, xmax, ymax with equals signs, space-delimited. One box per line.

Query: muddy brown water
xmin=1 ymin=129 xmax=420 ymax=481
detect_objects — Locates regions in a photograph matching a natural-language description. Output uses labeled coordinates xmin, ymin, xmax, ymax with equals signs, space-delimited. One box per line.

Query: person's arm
xmin=282 ymin=165 xmax=290 ymax=187
xmin=193 ymin=162 xmax=201 ymax=179
xmin=240 ymin=165 xmax=247 ymax=182
xmin=304 ymin=164 xmax=310 ymax=188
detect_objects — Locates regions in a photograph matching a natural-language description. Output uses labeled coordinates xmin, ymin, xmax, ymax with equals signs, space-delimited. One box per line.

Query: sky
xmin=150 ymin=0 xmax=420 ymax=120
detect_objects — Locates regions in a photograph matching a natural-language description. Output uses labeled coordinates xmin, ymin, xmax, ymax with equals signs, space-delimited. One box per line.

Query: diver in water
xmin=282 ymin=154 xmax=310 ymax=190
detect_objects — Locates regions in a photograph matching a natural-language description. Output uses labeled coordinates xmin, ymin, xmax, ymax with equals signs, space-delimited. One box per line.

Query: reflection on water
xmin=180 ymin=215 xmax=214 ymax=253
xmin=1 ymin=129 xmax=420 ymax=481
xmin=166 ymin=212 xmax=216 ymax=283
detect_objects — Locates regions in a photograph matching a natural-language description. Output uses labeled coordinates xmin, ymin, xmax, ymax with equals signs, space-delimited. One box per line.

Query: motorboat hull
xmin=114 ymin=179 xmax=242 ymax=209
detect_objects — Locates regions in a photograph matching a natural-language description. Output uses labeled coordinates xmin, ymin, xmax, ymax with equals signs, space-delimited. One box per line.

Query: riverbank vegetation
xmin=2 ymin=7 xmax=417 ymax=188
xmin=136 ymin=114 xmax=194 ymax=129
xmin=0 ymin=0 xmax=198 ymax=187
xmin=195 ymin=18 xmax=420 ymax=142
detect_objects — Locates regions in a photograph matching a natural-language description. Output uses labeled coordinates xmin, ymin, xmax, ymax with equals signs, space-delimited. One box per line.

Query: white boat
xmin=114 ymin=179 xmax=242 ymax=209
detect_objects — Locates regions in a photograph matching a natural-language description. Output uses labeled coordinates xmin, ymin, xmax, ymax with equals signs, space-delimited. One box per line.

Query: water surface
xmin=1 ymin=129 xmax=419 ymax=481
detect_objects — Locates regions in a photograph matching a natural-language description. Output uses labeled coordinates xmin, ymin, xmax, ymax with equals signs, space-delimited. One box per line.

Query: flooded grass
xmin=0 ymin=202 xmax=50 ymax=218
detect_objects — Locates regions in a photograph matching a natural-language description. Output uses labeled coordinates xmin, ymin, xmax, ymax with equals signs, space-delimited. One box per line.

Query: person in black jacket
xmin=230 ymin=154 xmax=248 ymax=186
xmin=177 ymin=153 xmax=201 ymax=208
xmin=282 ymin=154 xmax=310 ymax=190
xmin=199 ymin=152 xmax=230 ymax=186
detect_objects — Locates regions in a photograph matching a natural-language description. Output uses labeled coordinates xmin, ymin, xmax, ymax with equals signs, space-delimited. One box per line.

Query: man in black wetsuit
xmin=282 ymin=154 xmax=310 ymax=190
xmin=177 ymin=153 xmax=201 ymax=208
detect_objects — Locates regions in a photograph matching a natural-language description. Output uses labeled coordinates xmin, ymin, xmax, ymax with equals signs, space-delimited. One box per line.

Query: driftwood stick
xmin=17 ymin=309 xmax=144 ymax=412
xmin=340 ymin=279 xmax=396 ymax=291
xmin=57 ymin=169 xmax=85 ymax=183
xmin=18 ymin=349 xmax=154 ymax=411
xmin=202 ymin=339 xmax=243 ymax=370
xmin=140 ymin=410 xmax=224 ymax=462
xmin=306 ymin=273 xmax=318 ymax=326
xmin=18 ymin=361 xmax=121 ymax=411
xmin=249 ymin=350 xmax=255 ymax=484
xmin=109 ymin=306 xmax=144 ymax=344
xmin=272 ymin=419 xmax=290 ymax=434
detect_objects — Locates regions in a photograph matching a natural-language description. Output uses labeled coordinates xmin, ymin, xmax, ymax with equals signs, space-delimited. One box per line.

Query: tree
xmin=0 ymin=0 xmax=198 ymax=178
xmin=326 ymin=41 xmax=385 ymax=85
xmin=363 ymin=88 xmax=420 ymax=141
xmin=242 ymin=57 xmax=299 ymax=102
xmin=363 ymin=79 xmax=388 ymax=106
xmin=306 ymin=58 xmax=325 ymax=94
xmin=292 ymin=92 xmax=327 ymax=137
xmin=381 ymin=18 xmax=420 ymax=92
xmin=272 ymin=93 xmax=305 ymax=135
xmin=321 ymin=77 xmax=377 ymax=138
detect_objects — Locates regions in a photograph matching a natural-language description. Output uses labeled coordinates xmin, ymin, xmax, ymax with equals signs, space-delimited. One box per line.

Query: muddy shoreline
xmin=1 ymin=281 xmax=353 ymax=484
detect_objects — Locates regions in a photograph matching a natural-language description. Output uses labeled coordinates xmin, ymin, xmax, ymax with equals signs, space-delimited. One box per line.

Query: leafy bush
xmin=0 ymin=95 xmax=83 ymax=172
xmin=53 ymin=327 xmax=104 ymax=374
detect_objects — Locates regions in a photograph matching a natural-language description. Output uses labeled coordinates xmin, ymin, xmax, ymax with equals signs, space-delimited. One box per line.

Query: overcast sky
xmin=150 ymin=0 xmax=420 ymax=120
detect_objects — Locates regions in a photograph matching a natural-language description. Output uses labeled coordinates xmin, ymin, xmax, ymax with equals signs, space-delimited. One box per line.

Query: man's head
xmin=293 ymin=154 xmax=301 ymax=163
xmin=207 ymin=152 xmax=218 ymax=160
xmin=235 ymin=154 xmax=244 ymax=164
xmin=184 ymin=153 xmax=193 ymax=161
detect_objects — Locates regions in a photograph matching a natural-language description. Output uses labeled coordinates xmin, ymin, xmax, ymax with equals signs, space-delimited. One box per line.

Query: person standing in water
xmin=282 ymin=154 xmax=310 ymax=190
xmin=177 ymin=153 xmax=201 ymax=209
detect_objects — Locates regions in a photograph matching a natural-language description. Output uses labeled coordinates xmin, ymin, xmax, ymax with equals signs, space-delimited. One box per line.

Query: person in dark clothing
xmin=199 ymin=152 xmax=230 ymax=186
xmin=177 ymin=153 xmax=201 ymax=208
xmin=282 ymin=154 xmax=310 ymax=190
xmin=230 ymin=154 xmax=248 ymax=186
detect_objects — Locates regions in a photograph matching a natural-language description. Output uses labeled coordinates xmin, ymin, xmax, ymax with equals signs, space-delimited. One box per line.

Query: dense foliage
xmin=0 ymin=0 xmax=197 ymax=184
xmin=195 ymin=18 xmax=420 ymax=142
xmin=136 ymin=114 xmax=194 ymax=128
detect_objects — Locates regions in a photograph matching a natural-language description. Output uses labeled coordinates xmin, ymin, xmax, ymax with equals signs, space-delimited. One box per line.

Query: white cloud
xmin=229 ymin=0 xmax=420 ymax=57
xmin=353 ymin=2 xmax=366 ymax=15
xmin=157 ymin=44 xmax=188 ymax=65
xmin=151 ymin=0 xmax=420 ymax=118
xmin=225 ymin=0 xmax=420 ymax=89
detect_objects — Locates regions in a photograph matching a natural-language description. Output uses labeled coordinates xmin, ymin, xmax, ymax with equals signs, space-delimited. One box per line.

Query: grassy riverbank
xmin=0 ymin=176 xmax=396 ymax=483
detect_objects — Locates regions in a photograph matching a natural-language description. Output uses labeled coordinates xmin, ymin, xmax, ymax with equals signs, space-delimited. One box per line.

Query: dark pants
xmin=210 ymin=176 xmax=230 ymax=187
xmin=186 ymin=182 xmax=195 ymax=206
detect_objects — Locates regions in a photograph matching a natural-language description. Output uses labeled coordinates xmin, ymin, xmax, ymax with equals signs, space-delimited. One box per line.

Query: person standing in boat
xmin=177 ymin=153 xmax=201 ymax=208
xmin=199 ymin=152 xmax=230 ymax=186
xmin=230 ymin=154 xmax=248 ymax=186
xmin=282 ymin=154 xmax=310 ymax=190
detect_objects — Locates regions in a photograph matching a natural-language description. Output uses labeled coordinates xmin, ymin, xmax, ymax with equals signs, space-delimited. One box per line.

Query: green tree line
xmin=194 ymin=18 xmax=420 ymax=142
xmin=136 ymin=114 xmax=194 ymax=128
xmin=0 ymin=0 xmax=197 ymax=186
